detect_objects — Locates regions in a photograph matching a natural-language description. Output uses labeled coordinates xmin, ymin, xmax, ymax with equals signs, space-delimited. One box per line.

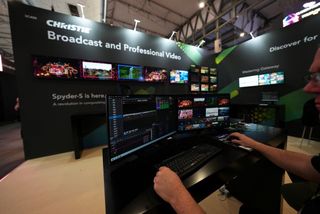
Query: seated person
xmin=153 ymin=47 xmax=320 ymax=214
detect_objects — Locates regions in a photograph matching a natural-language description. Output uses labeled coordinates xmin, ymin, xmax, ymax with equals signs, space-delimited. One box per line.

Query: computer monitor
xmin=82 ymin=61 xmax=116 ymax=80
xmin=143 ymin=67 xmax=168 ymax=82
xmin=117 ymin=64 xmax=144 ymax=81
xmin=177 ymin=94 xmax=230 ymax=131
xmin=106 ymin=95 xmax=176 ymax=162
xmin=170 ymin=70 xmax=189 ymax=83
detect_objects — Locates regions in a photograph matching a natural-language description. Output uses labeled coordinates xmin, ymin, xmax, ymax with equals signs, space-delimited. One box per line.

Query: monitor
xmin=239 ymin=75 xmax=259 ymax=88
xmin=200 ymin=67 xmax=208 ymax=74
xmin=33 ymin=56 xmax=80 ymax=79
xmin=209 ymin=68 xmax=217 ymax=75
xmin=201 ymin=75 xmax=209 ymax=83
xmin=143 ymin=67 xmax=168 ymax=82
xmin=177 ymin=94 xmax=230 ymax=131
xmin=118 ymin=64 xmax=144 ymax=81
xmin=261 ymin=91 xmax=279 ymax=102
xmin=191 ymin=83 xmax=200 ymax=92
xmin=170 ymin=70 xmax=189 ymax=83
xmin=201 ymin=84 xmax=209 ymax=91
xmin=82 ymin=61 xmax=115 ymax=80
xmin=107 ymin=95 xmax=176 ymax=162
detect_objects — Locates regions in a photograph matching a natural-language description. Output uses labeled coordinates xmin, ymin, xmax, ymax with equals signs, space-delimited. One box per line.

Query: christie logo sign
xmin=46 ymin=20 xmax=91 ymax=34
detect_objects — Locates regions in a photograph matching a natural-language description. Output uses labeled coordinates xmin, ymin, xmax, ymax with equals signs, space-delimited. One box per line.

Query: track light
xmin=133 ymin=19 xmax=140 ymax=31
xmin=199 ymin=0 xmax=206 ymax=8
xmin=77 ymin=4 xmax=85 ymax=18
xmin=240 ymin=32 xmax=245 ymax=37
xmin=169 ymin=31 xmax=176 ymax=40
xmin=197 ymin=39 xmax=205 ymax=47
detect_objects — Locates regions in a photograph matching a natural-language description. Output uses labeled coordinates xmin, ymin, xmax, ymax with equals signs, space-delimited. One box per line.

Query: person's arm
xmin=229 ymin=132 xmax=320 ymax=182
xmin=153 ymin=167 xmax=205 ymax=214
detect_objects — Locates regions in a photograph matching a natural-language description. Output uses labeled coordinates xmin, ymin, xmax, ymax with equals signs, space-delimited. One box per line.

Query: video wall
xmin=9 ymin=2 xmax=216 ymax=159
xmin=217 ymin=13 xmax=320 ymax=137
xmin=189 ymin=65 xmax=218 ymax=93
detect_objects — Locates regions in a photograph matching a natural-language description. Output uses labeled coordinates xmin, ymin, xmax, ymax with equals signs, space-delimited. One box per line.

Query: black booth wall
xmin=217 ymin=14 xmax=320 ymax=138
xmin=8 ymin=2 xmax=215 ymax=159
xmin=0 ymin=72 xmax=18 ymax=122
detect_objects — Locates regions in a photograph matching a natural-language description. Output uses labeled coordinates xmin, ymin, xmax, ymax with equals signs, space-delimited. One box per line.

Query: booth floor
xmin=0 ymin=136 xmax=319 ymax=214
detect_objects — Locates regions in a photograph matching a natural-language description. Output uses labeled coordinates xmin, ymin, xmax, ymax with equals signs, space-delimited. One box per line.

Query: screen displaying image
xmin=190 ymin=65 xmax=200 ymax=73
xmin=193 ymin=97 xmax=206 ymax=106
xmin=170 ymin=70 xmax=189 ymax=83
xmin=219 ymin=107 xmax=230 ymax=116
xmin=210 ymin=85 xmax=217 ymax=91
xmin=33 ymin=56 xmax=80 ymax=79
xmin=218 ymin=97 xmax=230 ymax=106
xmin=118 ymin=64 xmax=143 ymax=81
xmin=143 ymin=67 xmax=168 ymax=82
xmin=258 ymin=73 xmax=271 ymax=85
xmin=201 ymin=84 xmax=209 ymax=91
xmin=201 ymin=67 xmax=208 ymax=74
xmin=82 ymin=61 xmax=115 ymax=80
xmin=239 ymin=75 xmax=259 ymax=88
xmin=210 ymin=76 xmax=217 ymax=83
xmin=201 ymin=75 xmax=209 ymax=83
xmin=191 ymin=84 xmax=200 ymax=92
xmin=209 ymin=68 xmax=217 ymax=75
xmin=206 ymin=107 xmax=218 ymax=117
xmin=178 ymin=99 xmax=193 ymax=108
xmin=178 ymin=109 xmax=193 ymax=120
xmin=270 ymin=72 xmax=284 ymax=84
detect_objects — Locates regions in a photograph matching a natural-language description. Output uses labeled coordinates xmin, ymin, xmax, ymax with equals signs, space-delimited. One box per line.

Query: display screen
xmin=210 ymin=76 xmax=217 ymax=83
xmin=82 ymin=61 xmax=115 ymax=80
xmin=177 ymin=94 xmax=230 ymax=131
xmin=190 ymin=65 xmax=200 ymax=73
xmin=143 ymin=67 xmax=168 ymax=82
xmin=118 ymin=64 xmax=144 ymax=81
xmin=239 ymin=72 xmax=284 ymax=88
xmin=201 ymin=84 xmax=209 ymax=91
xmin=200 ymin=67 xmax=208 ymax=74
xmin=191 ymin=84 xmax=200 ymax=92
xmin=33 ymin=56 xmax=80 ymax=79
xmin=209 ymin=68 xmax=217 ymax=75
xmin=170 ymin=70 xmax=189 ymax=83
xmin=201 ymin=75 xmax=209 ymax=83
xmin=107 ymin=95 xmax=176 ymax=162
xmin=210 ymin=84 xmax=217 ymax=91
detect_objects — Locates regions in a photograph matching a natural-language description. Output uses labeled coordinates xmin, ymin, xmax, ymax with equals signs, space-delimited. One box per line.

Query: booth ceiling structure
xmin=0 ymin=0 xmax=313 ymax=61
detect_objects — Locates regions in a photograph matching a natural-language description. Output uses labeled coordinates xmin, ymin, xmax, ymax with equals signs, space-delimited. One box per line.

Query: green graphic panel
xmin=215 ymin=46 xmax=238 ymax=64
xmin=218 ymin=81 xmax=239 ymax=99
xmin=278 ymin=89 xmax=315 ymax=122
xmin=176 ymin=42 xmax=202 ymax=65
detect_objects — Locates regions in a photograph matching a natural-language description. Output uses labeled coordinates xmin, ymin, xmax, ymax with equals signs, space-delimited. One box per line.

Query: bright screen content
xmin=118 ymin=64 xmax=144 ymax=81
xmin=107 ymin=95 xmax=176 ymax=162
xmin=82 ymin=61 xmax=115 ymax=80
xmin=144 ymin=67 xmax=168 ymax=82
xmin=239 ymin=71 xmax=284 ymax=88
xmin=177 ymin=94 xmax=230 ymax=131
xmin=170 ymin=70 xmax=189 ymax=83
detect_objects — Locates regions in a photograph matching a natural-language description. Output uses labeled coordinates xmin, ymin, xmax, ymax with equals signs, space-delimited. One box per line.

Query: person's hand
xmin=153 ymin=167 xmax=187 ymax=204
xmin=228 ymin=132 xmax=259 ymax=148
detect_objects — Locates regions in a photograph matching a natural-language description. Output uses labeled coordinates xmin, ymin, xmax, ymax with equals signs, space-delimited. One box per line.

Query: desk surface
xmin=103 ymin=124 xmax=287 ymax=214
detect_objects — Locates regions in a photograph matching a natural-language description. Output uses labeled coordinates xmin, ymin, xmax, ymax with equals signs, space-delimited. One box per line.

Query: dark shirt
xmin=300 ymin=155 xmax=320 ymax=214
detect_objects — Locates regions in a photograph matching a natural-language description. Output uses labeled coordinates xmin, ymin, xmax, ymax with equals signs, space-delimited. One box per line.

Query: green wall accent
xmin=215 ymin=46 xmax=238 ymax=64
xmin=218 ymin=81 xmax=239 ymax=99
xmin=278 ymin=89 xmax=315 ymax=122
xmin=176 ymin=42 xmax=202 ymax=64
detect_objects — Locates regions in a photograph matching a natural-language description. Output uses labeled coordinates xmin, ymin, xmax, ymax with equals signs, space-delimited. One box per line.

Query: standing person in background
xmin=153 ymin=47 xmax=320 ymax=214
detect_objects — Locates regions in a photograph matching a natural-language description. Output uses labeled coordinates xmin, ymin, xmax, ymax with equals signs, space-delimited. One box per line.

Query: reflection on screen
xmin=177 ymin=94 xmax=230 ymax=131
xmin=107 ymin=95 xmax=176 ymax=162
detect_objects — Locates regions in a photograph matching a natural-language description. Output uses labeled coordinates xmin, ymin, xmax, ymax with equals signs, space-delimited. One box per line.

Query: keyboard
xmin=155 ymin=144 xmax=222 ymax=178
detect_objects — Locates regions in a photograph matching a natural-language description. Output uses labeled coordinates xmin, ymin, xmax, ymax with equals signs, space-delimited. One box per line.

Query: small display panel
xmin=170 ymin=70 xmax=189 ymax=83
xmin=200 ymin=67 xmax=209 ymax=74
xmin=143 ymin=67 xmax=168 ymax=82
xmin=191 ymin=84 xmax=200 ymax=92
xmin=118 ymin=64 xmax=144 ymax=81
xmin=209 ymin=68 xmax=217 ymax=75
xmin=177 ymin=94 xmax=230 ymax=131
xmin=201 ymin=75 xmax=209 ymax=83
xmin=82 ymin=61 xmax=116 ymax=80
xmin=201 ymin=84 xmax=209 ymax=91
xmin=33 ymin=56 xmax=80 ymax=79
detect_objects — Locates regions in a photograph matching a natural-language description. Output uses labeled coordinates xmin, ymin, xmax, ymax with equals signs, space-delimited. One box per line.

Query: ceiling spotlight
xmin=77 ymin=4 xmax=85 ymax=18
xmin=169 ymin=31 xmax=176 ymax=40
xmin=199 ymin=0 xmax=206 ymax=9
xmin=133 ymin=19 xmax=140 ymax=31
xmin=197 ymin=39 xmax=206 ymax=47
xmin=303 ymin=1 xmax=316 ymax=8
xmin=240 ymin=32 xmax=245 ymax=37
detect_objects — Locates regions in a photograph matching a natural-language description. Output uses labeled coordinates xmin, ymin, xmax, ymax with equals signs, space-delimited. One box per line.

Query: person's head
xmin=304 ymin=47 xmax=320 ymax=112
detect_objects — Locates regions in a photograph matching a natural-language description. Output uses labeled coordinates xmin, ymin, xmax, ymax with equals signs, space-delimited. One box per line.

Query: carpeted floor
xmin=0 ymin=122 xmax=24 ymax=179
